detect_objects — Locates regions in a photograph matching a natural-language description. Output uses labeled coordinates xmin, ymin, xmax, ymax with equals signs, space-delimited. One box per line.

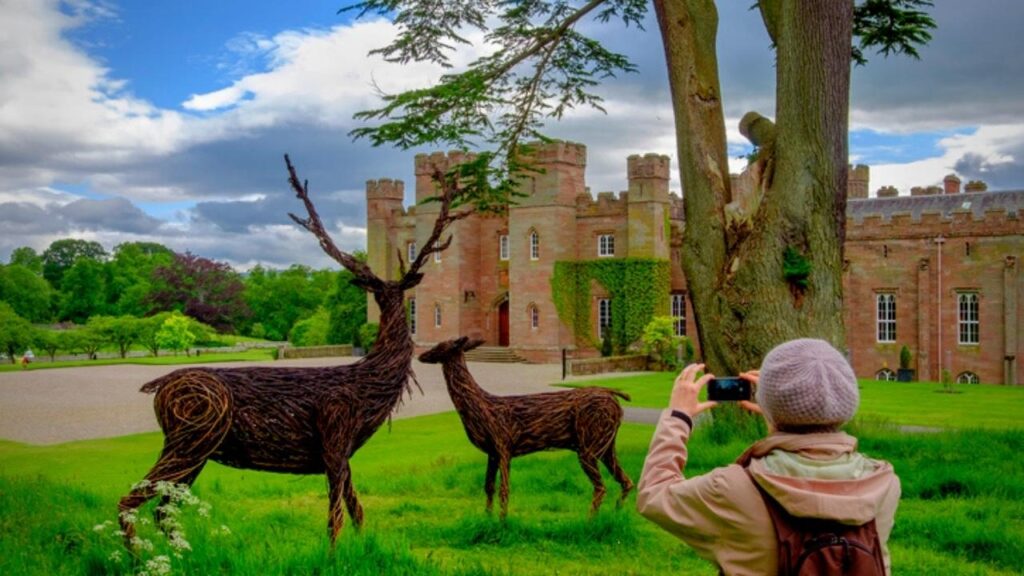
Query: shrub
xmin=899 ymin=345 xmax=912 ymax=370
xmin=641 ymin=316 xmax=685 ymax=370
xmin=358 ymin=323 xmax=380 ymax=352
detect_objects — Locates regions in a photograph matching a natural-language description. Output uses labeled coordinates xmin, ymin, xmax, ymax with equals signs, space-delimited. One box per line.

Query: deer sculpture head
xmin=419 ymin=336 xmax=486 ymax=364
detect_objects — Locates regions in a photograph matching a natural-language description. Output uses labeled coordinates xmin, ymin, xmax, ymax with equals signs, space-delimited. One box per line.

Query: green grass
xmin=0 ymin=349 xmax=276 ymax=373
xmin=564 ymin=373 xmax=1024 ymax=430
xmin=1 ymin=413 xmax=1022 ymax=575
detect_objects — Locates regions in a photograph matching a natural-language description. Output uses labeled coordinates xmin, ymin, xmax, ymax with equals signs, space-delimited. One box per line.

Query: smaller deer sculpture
xmin=419 ymin=337 xmax=634 ymax=517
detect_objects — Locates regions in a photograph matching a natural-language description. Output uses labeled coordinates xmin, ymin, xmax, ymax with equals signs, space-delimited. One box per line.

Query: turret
xmin=365 ymin=179 xmax=406 ymax=321
xmin=626 ymin=153 xmax=671 ymax=258
xmin=848 ymin=164 xmax=870 ymax=199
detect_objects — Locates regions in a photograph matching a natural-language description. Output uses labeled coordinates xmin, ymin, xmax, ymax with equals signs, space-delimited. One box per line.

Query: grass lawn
xmin=564 ymin=373 xmax=1024 ymax=430
xmin=1 ymin=411 xmax=1022 ymax=575
xmin=0 ymin=349 xmax=276 ymax=373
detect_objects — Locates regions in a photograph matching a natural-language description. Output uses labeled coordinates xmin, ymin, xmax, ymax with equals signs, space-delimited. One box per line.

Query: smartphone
xmin=707 ymin=377 xmax=752 ymax=402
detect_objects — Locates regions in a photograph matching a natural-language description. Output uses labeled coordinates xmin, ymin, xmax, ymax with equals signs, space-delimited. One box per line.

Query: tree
xmin=0 ymin=263 xmax=54 ymax=322
xmin=60 ymin=325 xmax=105 ymax=360
xmin=138 ymin=312 xmax=173 ymax=357
xmin=243 ymin=264 xmax=333 ymax=341
xmin=105 ymin=242 xmax=174 ymax=316
xmin=148 ymin=252 xmax=250 ymax=333
xmin=58 ymin=258 xmax=106 ymax=323
xmin=9 ymin=246 xmax=42 ymax=274
xmin=32 ymin=329 xmax=61 ymax=362
xmin=155 ymin=313 xmax=197 ymax=356
xmin=88 ymin=315 xmax=142 ymax=359
xmin=642 ymin=316 xmax=685 ymax=370
xmin=290 ymin=307 xmax=331 ymax=347
xmin=346 ymin=0 xmax=934 ymax=374
xmin=41 ymin=238 xmax=107 ymax=288
xmin=325 ymin=269 xmax=367 ymax=344
xmin=0 ymin=302 xmax=34 ymax=364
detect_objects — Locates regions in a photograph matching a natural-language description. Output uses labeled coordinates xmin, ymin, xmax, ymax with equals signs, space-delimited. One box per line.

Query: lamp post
xmin=934 ymin=235 xmax=946 ymax=380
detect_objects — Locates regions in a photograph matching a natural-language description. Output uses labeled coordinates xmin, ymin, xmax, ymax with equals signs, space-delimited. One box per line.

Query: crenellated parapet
xmin=531 ymin=140 xmax=587 ymax=167
xmin=846 ymin=190 xmax=1024 ymax=240
xmin=628 ymin=153 xmax=670 ymax=181
xmin=575 ymin=191 xmax=627 ymax=217
xmin=414 ymin=150 xmax=476 ymax=176
xmin=848 ymin=164 xmax=870 ymax=199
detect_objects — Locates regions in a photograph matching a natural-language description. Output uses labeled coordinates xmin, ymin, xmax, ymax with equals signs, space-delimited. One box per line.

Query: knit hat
xmin=756 ymin=338 xmax=859 ymax=430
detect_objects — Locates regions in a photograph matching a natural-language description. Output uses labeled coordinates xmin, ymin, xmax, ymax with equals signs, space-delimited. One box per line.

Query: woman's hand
xmin=737 ymin=370 xmax=762 ymax=415
xmin=670 ymin=363 xmax=717 ymax=417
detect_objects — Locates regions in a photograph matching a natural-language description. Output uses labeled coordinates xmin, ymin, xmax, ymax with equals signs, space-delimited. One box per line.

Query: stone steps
xmin=463 ymin=346 xmax=528 ymax=364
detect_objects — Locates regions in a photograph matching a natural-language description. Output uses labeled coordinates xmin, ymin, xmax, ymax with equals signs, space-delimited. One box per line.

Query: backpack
xmin=743 ymin=468 xmax=886 ymax=575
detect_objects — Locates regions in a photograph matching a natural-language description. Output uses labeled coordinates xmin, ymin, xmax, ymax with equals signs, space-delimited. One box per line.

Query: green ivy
xmin=550 ymin=258 xmax=670 ymax=351
xmin=783 ymin=246 xmax=811 ymax=289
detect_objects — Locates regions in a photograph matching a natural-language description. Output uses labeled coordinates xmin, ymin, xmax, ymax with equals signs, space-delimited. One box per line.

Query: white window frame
xmin=598 ymin=298 xmax=612 ymax=340
xmin=433 ymin=241 xmax=442 ymax=263
xmin=671 ymin=292 xmax=686 ymax=337
xmin=434 ymin=303 xmax=442 ymax=328
xmin=408 ymin=298 xmax=416 ymax=335
xmin=407 ymin=241 xmax=417 ymax=264
xmin=876 ymin=293 xmax=896 ymax=343
xmin=529 ymin=304 xmax=539 ymax=329
xmin=499 ymin=234 xmax=509 ymax=261
xmin=876 ymin=368 xmax=896 ymax=382
xmin=598 ymin=234 xmax=615 ymax=257
xmin=956 ymin=371 xmax=979 ymax=385
xmin=529 ymin=231 xmax=540 ymax=261
xmin=957 ymin=292 xmax=979 ymax=345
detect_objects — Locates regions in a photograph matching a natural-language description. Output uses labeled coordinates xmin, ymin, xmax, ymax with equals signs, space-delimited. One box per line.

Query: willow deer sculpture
xmin=419 ymin=337 xmax=634 ymax=517
xmin=118 ymin=156 xmax=470 ymax=544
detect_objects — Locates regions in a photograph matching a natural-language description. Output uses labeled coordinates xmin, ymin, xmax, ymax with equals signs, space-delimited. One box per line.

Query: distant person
xmin=637 ymin=338 xmax=901 ymax=575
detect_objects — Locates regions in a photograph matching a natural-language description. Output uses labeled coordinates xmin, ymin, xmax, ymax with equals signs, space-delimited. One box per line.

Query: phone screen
xmin=707 ymin=377 xmax=751 ymax=401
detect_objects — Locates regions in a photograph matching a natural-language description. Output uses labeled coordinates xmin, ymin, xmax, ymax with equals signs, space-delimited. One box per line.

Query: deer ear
xmin=463 ymin=338 xmax=485 ymax=352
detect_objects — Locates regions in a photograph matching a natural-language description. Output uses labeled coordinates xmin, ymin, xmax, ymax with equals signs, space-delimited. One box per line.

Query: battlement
xmin=414 ymin=150 xmax=476 ymax=176
xmin=574 ymin=190 xmax=628 ymax=217
xmin=846 ymin=190 xmax=1024 ymax=239
xmin=365 ymin=178 xmax=405 ymax=201
xmin=628 ymin=153 xmax=670 ymax=181
xmin=530 ymin=140 xmax=587 ymax=167
xmin=847 ymin=164 xmax=870 ymax=199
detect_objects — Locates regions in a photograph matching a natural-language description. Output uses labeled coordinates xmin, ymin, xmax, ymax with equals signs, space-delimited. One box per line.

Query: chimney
xmin=943 ymin=174 xmax=961 ymax=194
xmin=876 ymin=186 xmax=899 ymax=198
xmin=964 ymin=179 xmax=988 ymax=193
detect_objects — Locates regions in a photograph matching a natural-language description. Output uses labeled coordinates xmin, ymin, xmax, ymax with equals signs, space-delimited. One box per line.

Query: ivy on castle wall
xmin=551 ymin=258 xmax=671 ymax=351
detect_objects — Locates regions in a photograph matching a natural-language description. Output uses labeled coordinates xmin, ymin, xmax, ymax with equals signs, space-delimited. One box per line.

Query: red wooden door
xmin=498 ymin=300 xmax=510 ymax=346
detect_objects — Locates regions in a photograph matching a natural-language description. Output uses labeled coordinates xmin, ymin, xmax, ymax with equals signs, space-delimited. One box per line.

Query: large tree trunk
xmin=655 ymin=0 xmax=853 ymax=374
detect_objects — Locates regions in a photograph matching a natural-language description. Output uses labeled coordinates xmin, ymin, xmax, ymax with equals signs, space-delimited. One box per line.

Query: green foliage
xmin=8 ymin=246 xmax=42 ymax=273
xmin=641 ymin=316 xmax=686 ymax=371
xmin=155 ymin=313 xmax=197 ymax=355
xmin=782 ymin=246 xmax=811 ymax=289
xmin=138 ymin=312 xmax=173 ymax=357
xmin=58 ymin=326 xmax=105 ymax=359
xmin=58 ymin=258 xmax=106 ymax=323
xmin=31 ymin=329 xmax=61 ymax=361
xmin=600 ymin=330 xmax=613 ymax=357
xmin=550 ymin=258 xmax=670 ymax=351
xmin=0 ymin=263 xmax=54 ymax=322
xmin=244 ymin=265 xmax=333 ymax=341
xmin=899 ymin=345 xmax=913 ymax=370
xmin=289 ymin=308 xmax=331 ymax=347
xmin=852 ymin=0 xmax=936 ymax=65
xmin=87 ymin=315 xmax=142 ymax=359
xmin=359 ymin=323 xmax=380 ymax=352
xmin=41 ymin=238 xmax=107 ymax=288
xmin=0 ymin=302 xmax=34 ymax=363
xmin=326 ymin=269 xmax=367 ymax=345
xmin=104 ymin=241 xmax=173 ymax=316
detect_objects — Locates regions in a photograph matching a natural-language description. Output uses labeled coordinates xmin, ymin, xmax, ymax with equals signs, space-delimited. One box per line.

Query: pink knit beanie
xmin=756 ymin=338 xmax=859 ymax=430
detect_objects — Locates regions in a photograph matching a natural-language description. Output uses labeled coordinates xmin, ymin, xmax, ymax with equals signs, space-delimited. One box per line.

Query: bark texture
xmin=655 ymin=0 xmax=853 ymax=373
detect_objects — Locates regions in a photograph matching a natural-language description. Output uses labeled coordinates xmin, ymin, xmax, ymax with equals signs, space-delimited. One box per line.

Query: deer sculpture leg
xmin=484 ymin=453 xmax=499 ymax=513
xmin=577 ymin=450 xmax=607 ymax=514
xmin=600 ymin=445 xmax=634 ymax=508
xmin=498 ymin=452 xmax=511 ymax=519
xmin=340 ymin=458 xmax=364 ymax=530
xmin=119 ymin=374 xmax=230 ymax=545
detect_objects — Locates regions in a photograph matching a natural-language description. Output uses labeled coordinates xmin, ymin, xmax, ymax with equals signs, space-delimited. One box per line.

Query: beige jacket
xmin=637 ymin=410 xmax=901 ymax=575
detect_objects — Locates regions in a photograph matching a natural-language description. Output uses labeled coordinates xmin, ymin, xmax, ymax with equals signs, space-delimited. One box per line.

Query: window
xmin=499 ymin=234 xmax=509 ymax=261
xmin=957 ymin=292 xmax=979 ymax=345
xmin=598 ymin=298 xmax=612 ymax=340
xmin=598 ymin=234 xmax=615 ymax=257
xmin=529 ymin=231 xmax=540 ymax=260
xmin=408 ymin=298 xmax=416 ymax=335
xmin=433 ymin=241 xmax=442 ymax=263
xmin=876 ymin=368 xmax=896 ymax=382
xmin=434 ymin=303 xmax=442 ymax=327
xmin=529 ymin=304 xmax=539 ymax=329
xmin=956 ymin=371 xmax=980 ymax=385
xmin=407 ymin=241 xmax=417 ymax=263
xmin=671 ymin=292 xmax=687 ymax=337
xmin=876 ymin=293 xmax=896 ymax=343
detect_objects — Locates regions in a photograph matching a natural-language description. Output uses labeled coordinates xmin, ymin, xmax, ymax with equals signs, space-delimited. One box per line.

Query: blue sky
xmin=1 ymin=0 xmax=1023 ymax=269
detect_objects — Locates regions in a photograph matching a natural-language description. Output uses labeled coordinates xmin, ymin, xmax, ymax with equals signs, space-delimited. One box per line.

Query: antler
xmin=285 ymin=154 xmax=384 ymax=291
xmin=399 ymin=166 xmax=473 ymax=289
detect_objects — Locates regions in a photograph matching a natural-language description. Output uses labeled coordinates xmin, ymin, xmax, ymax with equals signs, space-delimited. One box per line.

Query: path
xmin=0 ymin=358 xmax=645 ymax=445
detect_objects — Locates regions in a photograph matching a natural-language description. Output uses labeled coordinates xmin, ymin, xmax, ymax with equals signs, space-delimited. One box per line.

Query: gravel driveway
xmin=0 ymin=357 xmax=586 ymax=445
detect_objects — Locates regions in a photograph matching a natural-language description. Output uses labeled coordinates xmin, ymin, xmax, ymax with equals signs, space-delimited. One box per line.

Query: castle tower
xmin=848 ymin=164 xmax=870 ymax=199
xmin=508 ymin=141 xmax=586 ymax=356
xmin=626 ymin=154 xmax=671 ymax=259
xmin=365 ymin=178 xmax=405 ymax=322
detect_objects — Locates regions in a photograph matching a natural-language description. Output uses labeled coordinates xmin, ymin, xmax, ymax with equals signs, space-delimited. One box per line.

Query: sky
xmin=1 ymin=0 xmax=1023 ymax=270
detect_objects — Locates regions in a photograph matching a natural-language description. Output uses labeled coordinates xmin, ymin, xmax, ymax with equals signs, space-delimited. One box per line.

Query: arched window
xmin=434 ymin=303 xmax=442 ymax=327
xmin=499 ymin=234 xmax=509 ymax=261
xmin=956 ymin=371 xmax=979 ymax=385
xmin=528 ymin=304 xmax=539 ymax=329
xmin=957 ymin=292 xmax=979 ymax=345
xmin=529 ymin=230 xmax=540 ymax=260
xmin=408 ymin=298 xmax=416 ymax=335
xmin=875 ymin=368 xmax=896 ymax=382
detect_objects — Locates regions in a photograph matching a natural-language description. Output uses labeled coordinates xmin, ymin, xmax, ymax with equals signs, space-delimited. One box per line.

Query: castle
xmin=366 ymin=142 xmax=1023 ymax=385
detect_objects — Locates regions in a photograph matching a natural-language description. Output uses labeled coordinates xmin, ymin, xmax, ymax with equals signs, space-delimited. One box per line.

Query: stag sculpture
xmin=118 ymin=156 xmax=471 ymax=544
xmin=419 ymin=337 xmax=634 ymax=517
